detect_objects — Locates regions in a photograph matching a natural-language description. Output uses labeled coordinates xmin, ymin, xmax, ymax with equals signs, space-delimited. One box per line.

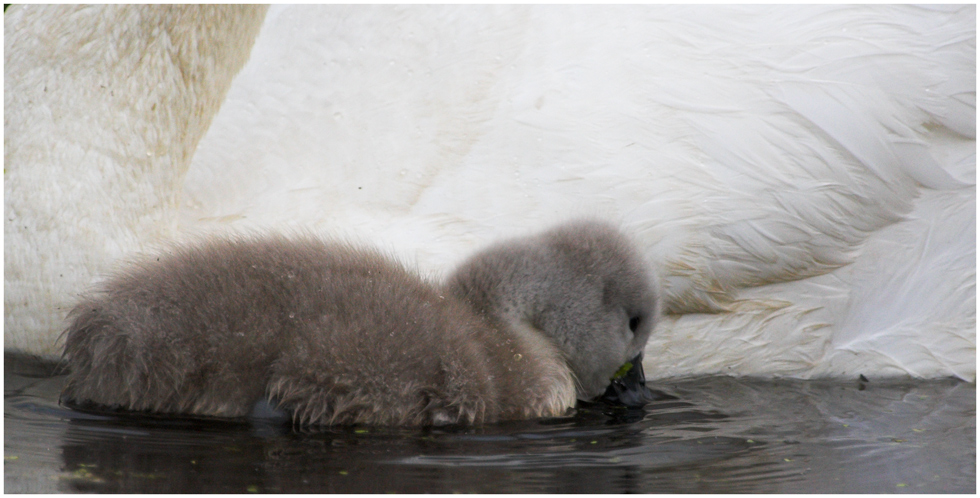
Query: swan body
xmin=61 ymin=220 xmax=657 ymax=425
xmin=5 ymin=5 xmax=975 ymax=381
xmin=4 ymin=5 xmax=268 ymax=355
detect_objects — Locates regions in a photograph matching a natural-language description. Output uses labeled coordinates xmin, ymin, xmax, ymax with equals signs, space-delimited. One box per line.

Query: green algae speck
xmin=611 ymin=362 xmax=633 ymax=380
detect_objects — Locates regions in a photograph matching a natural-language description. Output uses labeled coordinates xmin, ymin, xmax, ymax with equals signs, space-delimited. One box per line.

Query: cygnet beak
xmin=595 ymin=353 xmax=656 ymax=408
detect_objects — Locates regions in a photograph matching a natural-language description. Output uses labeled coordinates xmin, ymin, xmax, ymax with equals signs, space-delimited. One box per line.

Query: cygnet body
xmin=61 ymin=220 xmax=658 ymax=426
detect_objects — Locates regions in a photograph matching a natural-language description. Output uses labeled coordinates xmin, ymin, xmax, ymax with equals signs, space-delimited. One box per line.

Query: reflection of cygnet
xmin=61 ymin=220 xmax=659 ymax=426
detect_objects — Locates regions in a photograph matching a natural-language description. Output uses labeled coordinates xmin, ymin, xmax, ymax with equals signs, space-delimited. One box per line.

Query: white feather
xmin=5 ymin=5 xmax=974 ymax=380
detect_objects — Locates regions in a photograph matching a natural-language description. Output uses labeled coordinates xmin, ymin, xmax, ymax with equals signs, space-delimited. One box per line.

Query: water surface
xmin=5 ymin=353 xmax=974 ymax=493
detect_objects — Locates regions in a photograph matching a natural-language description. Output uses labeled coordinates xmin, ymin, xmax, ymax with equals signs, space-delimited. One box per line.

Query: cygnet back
xmin=62 ymin=235 xmax=503 ymax=425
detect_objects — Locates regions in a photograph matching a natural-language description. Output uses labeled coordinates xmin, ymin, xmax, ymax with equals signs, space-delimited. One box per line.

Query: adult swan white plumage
xmin=5 ymin=5 xmax=975 ymax=381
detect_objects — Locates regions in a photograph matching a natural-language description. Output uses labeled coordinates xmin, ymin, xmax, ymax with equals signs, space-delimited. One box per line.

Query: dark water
xmin=4 ymin=353 xmax=975 ymax=493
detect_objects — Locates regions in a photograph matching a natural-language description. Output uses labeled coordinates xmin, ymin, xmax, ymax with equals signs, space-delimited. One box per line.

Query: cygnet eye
xmin=628 ymin=316 xmax=642 ymax=333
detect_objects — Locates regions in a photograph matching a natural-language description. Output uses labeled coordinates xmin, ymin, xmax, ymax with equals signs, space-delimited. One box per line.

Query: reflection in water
xmin=4 ymin=353 xmax=975 ymax=493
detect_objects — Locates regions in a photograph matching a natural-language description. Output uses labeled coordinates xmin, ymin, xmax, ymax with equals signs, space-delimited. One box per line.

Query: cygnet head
xmin=446 ymin=220 xmax=659 ymax=402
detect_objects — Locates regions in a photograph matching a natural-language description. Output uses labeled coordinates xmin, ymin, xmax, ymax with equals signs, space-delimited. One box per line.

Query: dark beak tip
xmin=595 ymin=353 xmax=656 ymax=408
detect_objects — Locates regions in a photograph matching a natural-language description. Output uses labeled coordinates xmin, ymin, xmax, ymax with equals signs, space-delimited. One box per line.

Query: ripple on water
xmin=4 ymin=353 xmax=975 ymax=493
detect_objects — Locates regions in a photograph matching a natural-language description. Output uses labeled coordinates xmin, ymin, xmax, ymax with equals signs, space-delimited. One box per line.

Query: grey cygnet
xmin=61 ymin=220 xmax=659 ymax=426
